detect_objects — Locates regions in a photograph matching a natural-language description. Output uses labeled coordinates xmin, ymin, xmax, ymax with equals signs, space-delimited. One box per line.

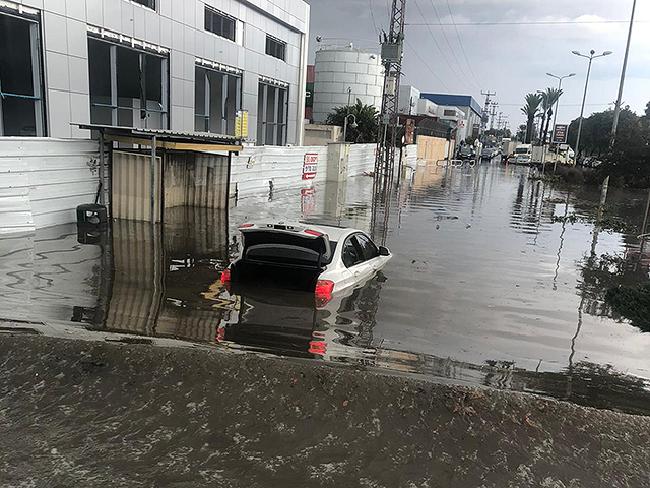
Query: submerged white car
xmin=220 ymin=222 xmax=392 ymax=306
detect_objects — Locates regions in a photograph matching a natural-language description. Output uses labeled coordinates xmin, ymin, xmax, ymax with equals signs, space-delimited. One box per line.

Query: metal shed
xmin=78 ymin=125 xmax=243 ymax=223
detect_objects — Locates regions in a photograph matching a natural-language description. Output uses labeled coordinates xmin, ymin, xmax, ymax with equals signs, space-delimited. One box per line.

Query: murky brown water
xmin=2 ymin=162 xmax=650 ymax=414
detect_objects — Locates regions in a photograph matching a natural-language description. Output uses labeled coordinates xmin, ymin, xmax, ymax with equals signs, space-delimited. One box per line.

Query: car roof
xmin=244 ymin=222 xmax=361 ymax=242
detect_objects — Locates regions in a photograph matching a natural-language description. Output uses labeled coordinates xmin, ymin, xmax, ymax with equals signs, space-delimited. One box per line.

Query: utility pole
xmin=374 ymin=0 xmax=407 ymax=186
xmin=610 ymin=0 xmax=637 ymax=147
xmin=489 ymin=102 xmax=498 ymax=130
xmin=480 ymin=90 xmax=496 ymax=135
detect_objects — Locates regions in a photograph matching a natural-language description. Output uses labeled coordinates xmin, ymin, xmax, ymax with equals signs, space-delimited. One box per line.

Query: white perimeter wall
xmin=231 ymin=143 xmax=389 ymax=198
xmin=0 ymin=138 xmax=100 ymax=234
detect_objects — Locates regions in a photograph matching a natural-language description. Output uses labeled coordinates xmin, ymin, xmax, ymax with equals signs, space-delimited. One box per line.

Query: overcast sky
xmin=304 ymin=0 xmax=650 ymax=130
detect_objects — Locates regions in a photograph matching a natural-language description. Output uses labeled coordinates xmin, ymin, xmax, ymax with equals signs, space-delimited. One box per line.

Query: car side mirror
xmin=378 ymin=246 xmax=390 ymax=256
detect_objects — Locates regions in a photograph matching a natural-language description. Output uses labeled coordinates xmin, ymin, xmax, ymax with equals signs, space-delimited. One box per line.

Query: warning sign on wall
xmin=302 ymin=153 xmax=318 ymax=180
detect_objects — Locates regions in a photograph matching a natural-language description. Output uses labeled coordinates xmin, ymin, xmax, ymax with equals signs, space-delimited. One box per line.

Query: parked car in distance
xmin=481 ymin=147 xmax=495 ymax=159
xmin=581 ymin=157 xmax=603 ymax=168
xmin=515 ymin=154 xmax=532 ymax=165
xmin=221 ymin=222 xmax=392 ymax=307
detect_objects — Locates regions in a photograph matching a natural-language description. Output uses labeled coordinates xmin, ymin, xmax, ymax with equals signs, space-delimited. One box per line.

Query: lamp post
xmin=342 ymin=113 xmax=357 ymax=143
xmin=546 ymin=72 xmax=575 ymax=140
xmin=610 ymin=0 xmax=637 ymax=147
xmin=572 ymin=50 xmax=612 ymax=163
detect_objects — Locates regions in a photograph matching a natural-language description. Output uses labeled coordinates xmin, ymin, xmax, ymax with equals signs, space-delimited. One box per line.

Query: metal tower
xmin=374 ymin=0 xmax=407 ymax=184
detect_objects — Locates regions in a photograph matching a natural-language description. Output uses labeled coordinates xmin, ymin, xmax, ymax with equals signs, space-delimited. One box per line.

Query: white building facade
xmin=312 ymin=46 xmax=382 ymax=123
xmin=397 ymin=84 xmax=419 ymax=115
xmin=0 ymin=0 xmax=309 ymax=145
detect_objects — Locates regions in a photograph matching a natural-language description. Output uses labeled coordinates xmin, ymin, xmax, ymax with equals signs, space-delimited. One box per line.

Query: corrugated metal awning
xmin=77 ymin=124 xmax=244 ymax=152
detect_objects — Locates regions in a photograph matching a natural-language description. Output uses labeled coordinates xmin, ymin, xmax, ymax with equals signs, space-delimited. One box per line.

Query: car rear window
xmin=242 ymin=230 xmax=333 ymax=265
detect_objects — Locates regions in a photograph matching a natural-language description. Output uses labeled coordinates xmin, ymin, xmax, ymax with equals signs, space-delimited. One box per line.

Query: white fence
xmin=230 ymin=143 xmax=419 ymax=199
xmin=0 ymin=138 xmax=100 ymax=235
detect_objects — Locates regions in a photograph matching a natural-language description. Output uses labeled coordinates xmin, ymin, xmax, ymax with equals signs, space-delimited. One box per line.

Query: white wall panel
xmin=0 ymin=138 xmax=99 ymax=235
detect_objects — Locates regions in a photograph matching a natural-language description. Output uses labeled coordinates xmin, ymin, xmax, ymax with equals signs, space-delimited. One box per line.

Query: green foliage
xmin=606 ymin=284 xmax=650 ymax=332
xmin=326 ymin=99 xmax=379 ymax=143
xmin=565 ymin=105 xmax=650 ymax=187
xmin=520 ymin=93 xmax=542 ymax=143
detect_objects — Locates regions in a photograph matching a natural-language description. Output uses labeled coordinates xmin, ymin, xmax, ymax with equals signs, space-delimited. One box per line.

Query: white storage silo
xmin=312 ymin=46 xmax=383 ymax=124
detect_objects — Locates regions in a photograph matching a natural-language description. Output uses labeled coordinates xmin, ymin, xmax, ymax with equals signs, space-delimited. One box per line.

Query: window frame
xmin=341 ymin=234 xmax=369 ymax=269
xmin=0 ymin=10 xmax=46 ymax=137
xmin=129 ymin=0 xmax=156 ymax=11
xmin=88 ymin=37 xmax=169 ymax=130
xmin=265 ymin=35 xmax=286 ymax=61
xmin=355 ymin=233 xmax=379 ymax=261
xmin=194 ymin=64 xmax=242 ymax=135
xmin=204 ymin=6 xmax=237 ymax=43
xmin=256 ymin=81 xmax=288 ymax=146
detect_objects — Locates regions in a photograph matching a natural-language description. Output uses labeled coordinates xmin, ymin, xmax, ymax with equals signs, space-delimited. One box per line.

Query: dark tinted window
xmin=266 ymin=35 xmax=286 ymax=61
xmin=342 ymin=237 xmax=363 ymax=268
xmin=132 ymin=0 xmax=155 ymax=9
xmin=356 ymin=234 xmax=379 ymax=261
xmin=205 ymin=8 xmax=236 ymax=42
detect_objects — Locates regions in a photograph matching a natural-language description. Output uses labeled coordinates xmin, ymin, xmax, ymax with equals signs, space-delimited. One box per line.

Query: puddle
xmin=1 ymin=162 xmax=650 ymax=414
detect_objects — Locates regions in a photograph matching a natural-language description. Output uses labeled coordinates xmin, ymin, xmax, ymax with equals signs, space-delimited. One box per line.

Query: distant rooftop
xmin=420 ymin=94 xmax=482 ymax=116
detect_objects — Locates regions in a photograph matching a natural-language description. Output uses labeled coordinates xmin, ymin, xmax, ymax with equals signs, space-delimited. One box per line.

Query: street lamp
xmin=546 ymin=72 xmax=575 ymax=139
xmin=343 ymin=113 xmax=358 ymax=143
xmin=572 ymin=50 xmax=612 ymax=163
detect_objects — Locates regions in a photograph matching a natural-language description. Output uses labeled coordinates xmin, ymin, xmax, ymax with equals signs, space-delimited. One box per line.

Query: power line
xmin=426 ymin=0 xmax=476 ymax=88
xmin=498 ymin=102 xmax=614 ymax=107
xmin=411 ymin=0 xmax=467 ymax=89
xmin=445 ymin=0 xmax=481 ymax=93
xmin=407 ymin=19 xmax=650 ymax=26
xmin=404 ymin=38 xmax=450 ymax=91
xmin=368 ymin=0 xmax=380 ymax=36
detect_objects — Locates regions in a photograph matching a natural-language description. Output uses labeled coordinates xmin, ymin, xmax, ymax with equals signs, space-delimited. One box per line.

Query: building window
xmin=205 ymin=7 xmax=236 ymax=42
xmin=88 ymin=38 xmax=168 ymax=129
xmin=131 ymin=0 xmax=155 ymax=9
xmin=194 ymin=66 xmax=241 ymax=135
xmin=257 ymin=81 xmax=288 ymax=146
xmin=265 ymin=35 xmax=286 ymax=61
xmin=0 ymin=12 xmax=45 ymax=136
xmin=443 ymin=109 xmax=457 ymax=116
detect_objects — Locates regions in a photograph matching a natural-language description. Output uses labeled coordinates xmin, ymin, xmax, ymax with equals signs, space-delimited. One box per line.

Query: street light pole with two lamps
xmin=572 ymin=50 xmax=612 ymax=163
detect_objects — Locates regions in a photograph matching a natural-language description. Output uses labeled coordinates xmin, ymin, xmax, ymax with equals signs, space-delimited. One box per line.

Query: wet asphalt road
xmin=1 ymin=161 xmax=650 ymax=413
xmin=1 ymin=336 xmax=649 ymax=488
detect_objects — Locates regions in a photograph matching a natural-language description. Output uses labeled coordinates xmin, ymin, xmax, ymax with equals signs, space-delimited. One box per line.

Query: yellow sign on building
xmin=235 ymin=110 xmax=249 ymax=138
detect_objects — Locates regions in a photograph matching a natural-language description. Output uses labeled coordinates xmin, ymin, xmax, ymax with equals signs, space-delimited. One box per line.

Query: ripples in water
xmin=1 ymin=162 xmax=650 ymax=414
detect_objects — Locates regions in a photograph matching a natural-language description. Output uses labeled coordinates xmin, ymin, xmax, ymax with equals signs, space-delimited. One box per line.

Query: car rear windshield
xmin=242 ymin=231 xmax=333 ymax=266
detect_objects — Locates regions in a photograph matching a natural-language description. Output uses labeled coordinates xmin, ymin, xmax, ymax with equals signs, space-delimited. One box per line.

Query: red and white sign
xmin=302 ymin=153 xmax=318 ymax=180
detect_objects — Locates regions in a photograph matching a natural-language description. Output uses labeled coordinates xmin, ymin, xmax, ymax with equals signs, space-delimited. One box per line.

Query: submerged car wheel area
xmin=221 ymin=222 xmax=392 ymax=307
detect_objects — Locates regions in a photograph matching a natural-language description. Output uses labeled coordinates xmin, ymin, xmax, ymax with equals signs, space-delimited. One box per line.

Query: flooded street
xmin=2 ymin=161 xmax=650 ymax=414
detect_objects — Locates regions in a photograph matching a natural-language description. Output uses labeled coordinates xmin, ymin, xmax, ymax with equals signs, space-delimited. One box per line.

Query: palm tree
xmin=520 ymin=93 xmax=542 ymax=144
xmin=540 ymin=87 xmax=564 ymax=145
xmin=326 ymin=99 xmax=379 ymax=143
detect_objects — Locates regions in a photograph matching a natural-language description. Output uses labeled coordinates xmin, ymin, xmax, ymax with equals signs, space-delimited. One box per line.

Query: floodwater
xmin=2 ymin=161 xmax=650 ymax=414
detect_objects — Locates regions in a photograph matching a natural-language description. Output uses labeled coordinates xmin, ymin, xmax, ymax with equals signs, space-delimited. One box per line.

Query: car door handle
xmin=353 ymin=271 xmax=361 ymax=277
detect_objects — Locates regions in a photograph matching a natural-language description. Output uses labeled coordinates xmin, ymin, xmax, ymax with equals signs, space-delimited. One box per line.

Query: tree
xmin=326 ymin=99 xmax=379 ymax=143
xmin=540 ymin=87 xmax=563 ymax=145
xmin=520 ymin=93 xmax=542 ymax=144
xmin=645 ymin=101 xmax=650 ymax=119
xmin=516 ymin=124 xmax=527 ymax=141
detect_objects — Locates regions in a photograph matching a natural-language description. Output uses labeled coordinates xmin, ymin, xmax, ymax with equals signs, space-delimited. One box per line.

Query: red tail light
xmin=305 ymin=229 xmax=323 ymax=237
xmin=239 ymin=223 xmax=255 ymax=229
xmin=309 ymin=340 xmax=327 ymax=356
xmin=220 ymin=268 xmax=231 ymax=284
xmin=315 ymin=280 xmax=334 ymax=307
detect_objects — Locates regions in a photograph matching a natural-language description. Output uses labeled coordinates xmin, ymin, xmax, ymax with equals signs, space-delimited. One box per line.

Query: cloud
xmin=305 ymin=0 xmax=649 ymax=126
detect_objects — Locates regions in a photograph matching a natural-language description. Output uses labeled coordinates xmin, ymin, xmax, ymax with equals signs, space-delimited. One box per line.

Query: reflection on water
xmin=2 ymin=163 xmax=650 ymax=414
